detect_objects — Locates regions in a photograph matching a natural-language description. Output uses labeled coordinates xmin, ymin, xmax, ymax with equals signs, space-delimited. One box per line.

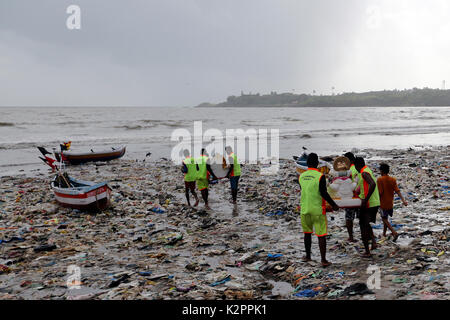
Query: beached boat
xmin=293 ymin=153 xmax=331 ymax=175
xmin=56 ymin=145 xmax=126 ymax=165
xmin=51 ymin=174 xmax=112 ymax=211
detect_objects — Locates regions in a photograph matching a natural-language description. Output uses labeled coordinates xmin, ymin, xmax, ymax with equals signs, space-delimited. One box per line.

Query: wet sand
xmin=0 ymin=146 xmax=449 ymax=300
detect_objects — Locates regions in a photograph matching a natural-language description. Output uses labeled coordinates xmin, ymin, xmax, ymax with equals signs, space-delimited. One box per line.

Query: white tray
xmin=334 ymin=198 xmax=362 ymax=208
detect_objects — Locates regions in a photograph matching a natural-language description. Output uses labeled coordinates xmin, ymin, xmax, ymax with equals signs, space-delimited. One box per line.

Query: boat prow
xmin=51 ymin=175 xmax=112 ymax=212
xmin=57 ymin=145 xmax=126 ymax=165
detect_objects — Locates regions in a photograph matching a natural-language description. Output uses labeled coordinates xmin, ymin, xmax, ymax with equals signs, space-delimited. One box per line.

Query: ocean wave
xmin=163 ymin=120 xmax=187 ymax=128
xmin=114 ymin=125 xmax=145 ymax=130
xmin=417 ymin=116 xmax=442 ymax=120
xmin=141 ymin=120 xmax=188 ymax=128
xmin=0 ymin=142 xmax=38 ymax=150
xmin=279 ymin=117 xmax=303 ymax=122
xmin=0 ymin=162 xmax=40 ymax=168
xmin=140 ymin=119 xmax=164 ymax=124
xmin=240 ymin=120 xmax=282 ymax=126
xmin=55 ymin=121 xmax=95 ymax=125
xmin=276 ymin=124 xmax=450 ymax=140
xmin=0 ymin=137 xmax=127 ymax=151
xmin=112 ymin=120 xmax=188 ymax=129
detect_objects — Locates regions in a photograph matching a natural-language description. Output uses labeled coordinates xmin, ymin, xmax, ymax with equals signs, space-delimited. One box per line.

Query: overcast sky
xmin=1 ymin=0 xmax=450 ymax=107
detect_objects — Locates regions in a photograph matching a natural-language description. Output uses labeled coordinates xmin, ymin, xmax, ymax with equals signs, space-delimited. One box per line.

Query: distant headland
xmin=196 ymin=88 xmax=450 ymax=108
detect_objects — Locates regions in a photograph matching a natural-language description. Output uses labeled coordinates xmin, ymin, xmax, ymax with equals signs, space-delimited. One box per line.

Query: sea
xmin=0 ymin=106 xmax=449 ymax=176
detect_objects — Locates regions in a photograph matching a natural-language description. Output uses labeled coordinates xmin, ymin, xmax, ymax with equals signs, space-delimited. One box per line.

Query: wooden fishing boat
xmin=56 ymin=145 xmax=126 ymax=165
xmin=294 ymin=154 xmax=331 ymax=175
xmin=51 ymin=174 xmax=112 ymax=211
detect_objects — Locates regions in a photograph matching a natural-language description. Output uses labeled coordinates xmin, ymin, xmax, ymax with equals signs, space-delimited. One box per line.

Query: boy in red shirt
xmin=377 ymin=163 xmax=408 ymax=241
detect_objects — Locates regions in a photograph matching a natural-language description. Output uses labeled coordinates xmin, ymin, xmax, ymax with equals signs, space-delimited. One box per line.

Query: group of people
xmin=181 ymin=146 xmax=241 ymax=209
xmin=181 ymin=147 xmax=408 ymax=267
xmin=299 ymin=152 xmax=408 ymax=267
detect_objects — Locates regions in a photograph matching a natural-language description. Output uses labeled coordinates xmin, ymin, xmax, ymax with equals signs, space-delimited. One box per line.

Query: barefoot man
xmin=299 ymin=153 xmax=339 ymax=267
xmin=354 ymin=157 xmax=380 ymax=258
xmin=377 ymin=163 xmax=408 ymax=241
xmin=225 ymin=146 xmax=241 ymax=204
xmin=182 ymin=149 xmax=199 ymax=207
xmin=343 ymin=152 xmax=359 ymax=242
xmin=196 ymin=148 xmax=217 ymax=210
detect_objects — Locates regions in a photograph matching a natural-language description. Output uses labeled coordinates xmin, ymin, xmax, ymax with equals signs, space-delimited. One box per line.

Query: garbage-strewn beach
xmin=0 ymin=147 xmax=448 ymax=300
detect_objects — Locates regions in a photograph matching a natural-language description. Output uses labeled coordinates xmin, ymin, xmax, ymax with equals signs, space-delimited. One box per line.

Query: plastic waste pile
xmin=0 ymin=146 xmax=448 ymax=300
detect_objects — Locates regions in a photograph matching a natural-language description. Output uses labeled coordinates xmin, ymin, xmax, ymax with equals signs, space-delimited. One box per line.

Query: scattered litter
xmin=0 ymin=146 xmax=448 ymax=300
xmin=294 ymin=289 xmax=319 ymax=298
xmin=210 ymin=276 xmax=231 ymax=287
xmin=343 ymin=283 xmax=374 ymax=296
xmin=267 ymin=253 xmax=283 ymax=259
xmin=34 ymin=244 xmax=57 ymax=253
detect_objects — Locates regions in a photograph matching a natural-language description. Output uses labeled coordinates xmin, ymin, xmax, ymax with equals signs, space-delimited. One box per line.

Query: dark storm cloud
xmin=0 ymin=0 xmax=449 ymax=106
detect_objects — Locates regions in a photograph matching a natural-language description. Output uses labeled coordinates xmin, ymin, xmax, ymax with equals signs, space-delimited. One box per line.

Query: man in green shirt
xmin=354 ymin=157 xmax=380 ymax=258
xmin=181 ymin=149 xmax=199 ymax=207
xmin=343 ymin=152 xmax=359 ymax=242
xmin=196 ymin=148 xmax=217 ymax=210
xmin=225 ymin=146 xmax=241 ymax=204
xmin=299 ymin=153 xmax=339 ymax=267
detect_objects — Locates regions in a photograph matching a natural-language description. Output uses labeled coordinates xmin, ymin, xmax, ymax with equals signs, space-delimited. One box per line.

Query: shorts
xmin=184 ymin=181 xmax=196 ymax=192
xmin=359 ymin=206 xmax=379 ymax=226
xmin=197 ymin=178 xmax=209 ymax=191
xmin=230 ymin=176 xmax=240 ymax=190
xmin=345 ymin=208 xmax=359 ymax=221
xmin=380 ymin=208 xmax=394 ymax=219
xmin=301 ymin=213 xmax=328 ymax=237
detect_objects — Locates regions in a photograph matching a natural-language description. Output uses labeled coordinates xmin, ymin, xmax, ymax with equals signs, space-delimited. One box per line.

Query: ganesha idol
xmin=327 ymin=156 xmax=362 ymax=209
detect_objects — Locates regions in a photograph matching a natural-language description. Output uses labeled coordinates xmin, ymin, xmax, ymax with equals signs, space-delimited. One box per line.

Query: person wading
xmin=354 ymin=157 xmax=380 ymax=258
xmin=299 ymin=153 xmax=339 ymax=267
xmin=181 ymin=149 xmax=199 ymax=207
